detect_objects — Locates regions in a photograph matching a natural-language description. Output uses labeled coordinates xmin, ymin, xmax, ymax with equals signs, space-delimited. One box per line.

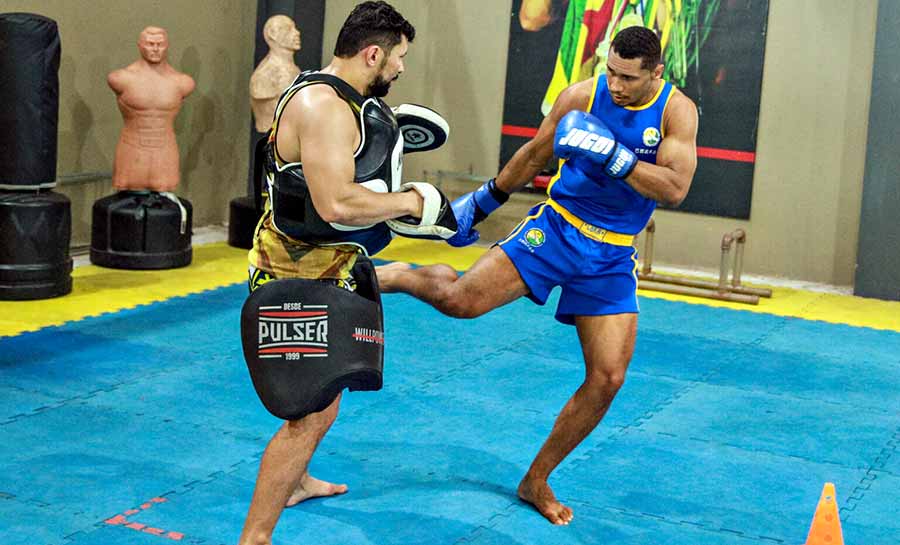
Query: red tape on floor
xmin=104 ymin=496 xmax=184 ymax=541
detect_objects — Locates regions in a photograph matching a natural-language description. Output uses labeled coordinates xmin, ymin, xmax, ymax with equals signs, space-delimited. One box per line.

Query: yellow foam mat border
xmin=3 ymin=239 xmax=899 ymax=337
xmin=0 ymin=243 xmax=249 ymax=337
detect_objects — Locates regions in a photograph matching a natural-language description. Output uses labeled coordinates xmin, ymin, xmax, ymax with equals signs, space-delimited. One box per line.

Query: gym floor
xmin=1 ymin=239 xmax=898 ymax=545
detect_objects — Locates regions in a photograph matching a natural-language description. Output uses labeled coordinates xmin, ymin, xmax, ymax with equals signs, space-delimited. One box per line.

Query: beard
xmin=367 ymin=57 xmax=398 ymax=97
xmin=367 ymin=72 xmax=396 ymax=98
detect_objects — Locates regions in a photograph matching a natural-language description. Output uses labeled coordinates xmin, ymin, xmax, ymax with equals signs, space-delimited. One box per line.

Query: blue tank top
xmin=548 ymin=75 xmax=674 ymax=235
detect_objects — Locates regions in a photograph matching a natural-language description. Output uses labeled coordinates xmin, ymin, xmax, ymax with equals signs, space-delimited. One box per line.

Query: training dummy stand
xmin=637 ymin=218 xmax=773 ymax=305
xmin=229 ymin=15 xmax=302 ymax=249
xmin=90 ymin=26 xmax=195 ymax=270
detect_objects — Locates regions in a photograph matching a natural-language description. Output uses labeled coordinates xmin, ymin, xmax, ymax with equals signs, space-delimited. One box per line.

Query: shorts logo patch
xmin=524 ymin=228 xmax=545 ymax=248
xmin=642 ymin=127 xmax=661 ymax=147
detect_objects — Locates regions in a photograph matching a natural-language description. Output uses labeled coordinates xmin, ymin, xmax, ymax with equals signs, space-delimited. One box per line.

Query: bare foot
xmin=374 ymin=261 xmax=412 ymax=292
xmin=518 ymin=476 xmax=573 ymax=525
xmin=285 ymin=474 xmax=348 ymax=507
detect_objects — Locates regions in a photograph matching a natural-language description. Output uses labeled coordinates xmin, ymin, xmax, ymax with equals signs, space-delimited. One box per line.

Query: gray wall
xmin=2 ymin=1 xmax=880 ymax=285
xmin=855 ymin=0 xmax=900 ymax=300
xmin=2 ymin=0 xmax=257 ymax=246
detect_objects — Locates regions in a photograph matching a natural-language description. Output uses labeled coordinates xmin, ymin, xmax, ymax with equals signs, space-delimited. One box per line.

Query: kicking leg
xmin=375 ymin=247 xmax=529 ymax=318
xmin=518 ymin=313 xmax=637 ymax=525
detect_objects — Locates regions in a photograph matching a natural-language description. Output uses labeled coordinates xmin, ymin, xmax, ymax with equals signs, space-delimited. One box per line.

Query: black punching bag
xmin=0 ymin=192 xmax=73 ymax=300
xmin=0 ymin=13 xmax=61 ymax=189
xmin=0 ymin=13 xmax=71 ymax=300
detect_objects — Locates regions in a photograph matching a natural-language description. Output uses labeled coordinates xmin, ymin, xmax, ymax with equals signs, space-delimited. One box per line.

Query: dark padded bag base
xmin=229 ymin=137 xmax=267 ymax=250
xmin=0 ymin=190 xmax=72 ymax=300
xmin=90 ymin=191 xmax=192 ymax=270
xmin=228 ymin=196 xmax=261 ymax=250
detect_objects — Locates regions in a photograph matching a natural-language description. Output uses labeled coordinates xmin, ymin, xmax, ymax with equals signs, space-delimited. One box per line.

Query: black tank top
xmin=265 ymin=71 xmax=402 ymax=255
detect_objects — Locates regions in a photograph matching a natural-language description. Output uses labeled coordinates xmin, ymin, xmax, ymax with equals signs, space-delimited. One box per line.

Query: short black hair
xmin=610 ymin=26 xmax=661 ymax=71
xmin=334 ymin=1 xmax=415 ymax=58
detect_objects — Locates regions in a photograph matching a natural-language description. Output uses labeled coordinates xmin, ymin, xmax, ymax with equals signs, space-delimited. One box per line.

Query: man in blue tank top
xmin=378 ymin=26 xmax=698 ymax=525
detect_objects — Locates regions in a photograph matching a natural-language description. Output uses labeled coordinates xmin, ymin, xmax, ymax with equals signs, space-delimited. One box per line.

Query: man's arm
xmin=289 ymin=86 xmax=421 ymax=226
xmin=623 ymin=92 xmax=698 ymax=207
xmin=494 ymin=79 xmax=593 ymax=194
xmin=443 ymin=79 xmax=592 ymax=246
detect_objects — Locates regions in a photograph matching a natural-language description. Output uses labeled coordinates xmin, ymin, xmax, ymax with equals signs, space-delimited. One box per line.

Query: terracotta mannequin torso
xmin=250 ymin=15 xmax=301 ymax=133
xmin=108 ymin=26 xmax=195 ymax=192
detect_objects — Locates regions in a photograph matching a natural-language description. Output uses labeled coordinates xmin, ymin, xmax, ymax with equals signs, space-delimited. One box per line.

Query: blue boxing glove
xmin=447 ymin=178 xmax=509 ymax=247
xmin=554 ymin=110 xmax=637 ymax=179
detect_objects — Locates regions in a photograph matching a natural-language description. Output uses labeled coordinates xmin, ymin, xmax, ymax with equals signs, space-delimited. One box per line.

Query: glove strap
xmin=604 ymin=144 xmax=638 ymax=179
xmin=485 ymin=179 xmax=510 ymax=205
xmin=472 ymin=179 xmax=508 ymax=224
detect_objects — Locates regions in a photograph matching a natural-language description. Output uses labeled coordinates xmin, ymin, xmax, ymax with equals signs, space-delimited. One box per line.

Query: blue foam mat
xmin=1 ymin=283 xmax=899 ymax=544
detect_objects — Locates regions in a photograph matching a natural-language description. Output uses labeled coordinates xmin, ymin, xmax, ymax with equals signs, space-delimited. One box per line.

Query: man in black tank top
xmin=239 ymin=4 xmax=442 ymax=544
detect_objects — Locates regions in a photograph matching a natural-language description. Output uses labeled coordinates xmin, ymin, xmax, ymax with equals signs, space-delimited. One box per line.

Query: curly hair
xmin=610 ymin=26 xmax=661 ymax=70
xmin=334 ymin=1 xmax=415 ymax=58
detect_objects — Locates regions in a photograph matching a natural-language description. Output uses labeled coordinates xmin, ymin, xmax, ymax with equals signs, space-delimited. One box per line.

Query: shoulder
xmin=106 ymin=66 xmax=134 ymax=91
xmin=291 ymin=82 xmax=341 ymax=113
xmin=249 ymin=59 xmax=275 ymax=91
xmin=106 ymin=69 xmax=123 ymax=84
xmin=663 ymin=88 xmax=698 ymax=134
xmin=665 ymin=88 xmax=697 ymax=121
xmin=545 ymin=78 xmax=594 ymax=123
xmin=284 ymin=83 xmax=355 ymax=131
xmin=107 ymin=65 xmax=133 ymax=81
xmin=557 ymin=78 xmax=594 ymax=111
xmin=178 ymin=72 xmax=196 ymax=94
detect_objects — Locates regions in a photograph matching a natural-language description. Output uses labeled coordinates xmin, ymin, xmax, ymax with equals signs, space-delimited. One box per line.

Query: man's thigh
xmin=574 ymin=313 xmax=638 ymax=375
xmin=556 ymin=245 xmax=639 ymax=324
xmin=454 ymin=246 xmax=531 ymax=315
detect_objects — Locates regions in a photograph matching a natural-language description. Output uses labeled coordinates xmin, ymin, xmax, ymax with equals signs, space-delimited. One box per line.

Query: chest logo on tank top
xmin=642 ymin=127 xmax=661 ymax=147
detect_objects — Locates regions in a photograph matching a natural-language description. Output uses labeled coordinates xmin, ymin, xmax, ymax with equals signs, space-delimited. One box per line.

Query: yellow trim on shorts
xmin=546 ymin=199 xmax=635 ymax=246
xmin=630 ymin=247 xmax=640 ymax=281
xmin=631 ymin=247 xmax=641 ymax=311
xmin=499 ymin=202 xmax=550 ymax=245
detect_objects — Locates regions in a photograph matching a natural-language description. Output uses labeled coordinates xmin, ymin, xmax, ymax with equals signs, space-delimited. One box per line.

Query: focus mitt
xmin=393 ymin=103 xmax=449 ymax=153
xmin=386 ymin=182 xmax=458 ymax=240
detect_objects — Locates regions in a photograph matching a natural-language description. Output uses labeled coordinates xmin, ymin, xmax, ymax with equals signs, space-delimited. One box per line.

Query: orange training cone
xmin=805 ymin=482 xmax=844 ymax=545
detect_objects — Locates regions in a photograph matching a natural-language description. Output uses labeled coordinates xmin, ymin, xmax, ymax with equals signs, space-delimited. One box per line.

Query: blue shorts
xmin=497 ymin=202 xmax=640 ymax=325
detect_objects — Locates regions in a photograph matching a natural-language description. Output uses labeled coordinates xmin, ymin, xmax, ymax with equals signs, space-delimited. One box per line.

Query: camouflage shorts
xmin=247 ymin=212 xmax=360 ymax=292
xmin=248 ymin=266 xmax=356 ymax=293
